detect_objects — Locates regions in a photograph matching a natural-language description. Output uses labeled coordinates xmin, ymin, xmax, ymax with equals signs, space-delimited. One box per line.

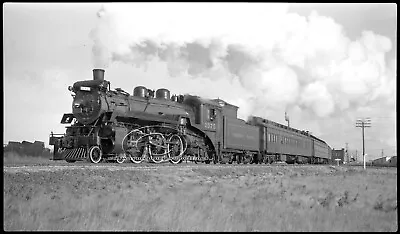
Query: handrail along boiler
xmin=49 ymin=69 xmax=332 ymax=164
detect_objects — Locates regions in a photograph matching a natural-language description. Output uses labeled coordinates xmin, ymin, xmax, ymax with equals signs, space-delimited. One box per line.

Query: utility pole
xmin=345 ymin=142 xmax=349 ymax=163
xmin=381 ymin=149 xmax=384 ymax=158
xmin=356 ymin=118 xmax=371 ymax=169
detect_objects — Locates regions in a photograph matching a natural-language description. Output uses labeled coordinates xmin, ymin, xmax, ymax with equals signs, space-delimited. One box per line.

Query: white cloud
xmin=87 ymin=4 xmax=395 ymax=150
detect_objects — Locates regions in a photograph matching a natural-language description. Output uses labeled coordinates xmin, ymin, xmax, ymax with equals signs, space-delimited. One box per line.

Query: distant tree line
xmin=3 ymin=140 xmax=52 ymax=157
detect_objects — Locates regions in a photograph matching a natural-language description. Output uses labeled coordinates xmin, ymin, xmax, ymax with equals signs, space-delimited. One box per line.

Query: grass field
xmin=3 ymin=153 xmax=398 ymax=231
xmin=3 ymin=151 xmax=51 ymax=165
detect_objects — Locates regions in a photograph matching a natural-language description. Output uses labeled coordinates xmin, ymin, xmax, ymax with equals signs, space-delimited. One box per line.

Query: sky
xmin=3 ymin=3 xmax=397 ymax=160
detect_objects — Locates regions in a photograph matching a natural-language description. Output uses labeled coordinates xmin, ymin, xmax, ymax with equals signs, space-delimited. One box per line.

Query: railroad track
xmin=3 ymin=161 xmax=318 ymax=173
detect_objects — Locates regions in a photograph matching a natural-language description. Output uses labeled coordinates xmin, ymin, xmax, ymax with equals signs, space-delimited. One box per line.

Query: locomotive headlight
xmin=180 ymin=118 xmax=187 ymax=125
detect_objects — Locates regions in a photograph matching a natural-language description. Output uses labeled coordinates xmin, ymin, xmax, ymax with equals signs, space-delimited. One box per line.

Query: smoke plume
xmin=90 ymin=3 xmax=395 ymax=125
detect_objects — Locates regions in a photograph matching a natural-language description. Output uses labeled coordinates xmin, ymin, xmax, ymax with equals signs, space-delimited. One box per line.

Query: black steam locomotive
xmin=49 ymin=69 xmax=331 ymax=164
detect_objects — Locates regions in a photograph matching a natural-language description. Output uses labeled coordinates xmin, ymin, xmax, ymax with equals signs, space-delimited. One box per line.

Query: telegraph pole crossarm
xmin=356 ymin=118 xmax=372 ymax=169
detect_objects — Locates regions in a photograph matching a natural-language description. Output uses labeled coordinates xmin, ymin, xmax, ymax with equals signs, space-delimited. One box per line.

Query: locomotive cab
xmin=183 ymin=95 xmax=220 ymax=129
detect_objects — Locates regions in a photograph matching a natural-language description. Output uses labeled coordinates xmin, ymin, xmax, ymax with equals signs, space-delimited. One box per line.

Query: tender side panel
xmin=223 ymin=117 xmax=259 ymax=151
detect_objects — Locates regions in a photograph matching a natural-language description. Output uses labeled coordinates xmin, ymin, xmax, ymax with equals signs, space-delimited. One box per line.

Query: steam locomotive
xmin=49 ymin=69 xmax=332 ymax=164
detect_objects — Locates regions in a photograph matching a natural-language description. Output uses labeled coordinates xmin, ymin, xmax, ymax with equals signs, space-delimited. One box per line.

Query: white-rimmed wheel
xmin=148 ymin=133 xmax=167 ymax=164
xmin=116 ymin=153 xmax=126 ymax=164
xmin=128 ymin=148 xmax=146 ymax=164
xmin=168 ymin=134 xmax=184 ymax=164
xmin=123 ymin=130 xmax=146 ymax=164
xmin=88 ymin=146 xmax=102 ymax=164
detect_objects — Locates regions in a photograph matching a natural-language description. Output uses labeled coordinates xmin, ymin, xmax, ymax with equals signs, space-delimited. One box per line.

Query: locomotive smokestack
xmin=93 ymin=69 xmax=105 ymax=81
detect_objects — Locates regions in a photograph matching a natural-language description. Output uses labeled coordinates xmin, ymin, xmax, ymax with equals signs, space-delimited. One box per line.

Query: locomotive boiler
xmin=49 ymin=69 xmax=332 ymax=165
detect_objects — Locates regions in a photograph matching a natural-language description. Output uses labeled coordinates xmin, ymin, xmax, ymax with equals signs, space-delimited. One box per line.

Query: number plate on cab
xmin=80 ymin=86 xmax=91 ymax=91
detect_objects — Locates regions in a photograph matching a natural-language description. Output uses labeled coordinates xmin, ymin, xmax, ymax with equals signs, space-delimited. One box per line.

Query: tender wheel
xmin=88 ymin=146 xmax=102 ymax=164
xmin=168 ymin=134 xmax=184 ymax=164
xmin=236 ymin=155 xmax=241 ymax=164
xmin=116 ymin=153 xmax=126 ymax=164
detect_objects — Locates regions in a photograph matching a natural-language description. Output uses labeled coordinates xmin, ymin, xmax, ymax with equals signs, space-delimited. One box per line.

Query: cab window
xmin=208 ymin=108 xmax=216 ymax=121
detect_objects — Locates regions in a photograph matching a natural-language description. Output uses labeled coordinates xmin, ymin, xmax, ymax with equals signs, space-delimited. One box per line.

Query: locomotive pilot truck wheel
xmin=88 ymin=146 xmax=102 ymax=164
